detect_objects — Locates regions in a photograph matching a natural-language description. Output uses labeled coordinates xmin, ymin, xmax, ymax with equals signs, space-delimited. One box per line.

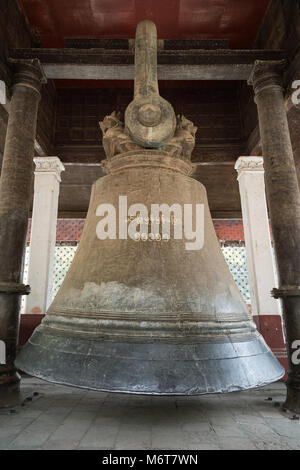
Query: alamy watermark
xmin=0 ymin=80 xmax=6 ymax=105
xmin=96 ymin=196 xmax=204 ymax=250
xmin=291 ymin=340 xmax=300 ymax=365
xmin=291 ymin=80 xmax=300 ymax=106
xmin=0 ymin=340 xmax=5 ymax=364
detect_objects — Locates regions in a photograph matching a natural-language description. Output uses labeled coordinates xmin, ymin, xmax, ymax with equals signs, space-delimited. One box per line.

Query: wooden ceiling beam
xmin=9 ymin=48 xmax=285 ymax=81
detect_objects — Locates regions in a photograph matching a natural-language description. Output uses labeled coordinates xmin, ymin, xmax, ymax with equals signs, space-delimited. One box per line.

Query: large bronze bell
xmin=16 ymin=20 xmax=284 ymax=394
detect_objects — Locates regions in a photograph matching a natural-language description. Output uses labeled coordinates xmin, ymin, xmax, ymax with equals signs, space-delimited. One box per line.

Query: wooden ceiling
xmin=19 ymin=0 xmax=270 ymax=49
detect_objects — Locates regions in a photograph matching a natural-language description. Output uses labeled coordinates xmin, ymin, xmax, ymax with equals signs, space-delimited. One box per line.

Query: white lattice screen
xmin=221 ymin=246 xmax=250 ymax=303
xmin=53 ymin=246 xmax=77 ymax=298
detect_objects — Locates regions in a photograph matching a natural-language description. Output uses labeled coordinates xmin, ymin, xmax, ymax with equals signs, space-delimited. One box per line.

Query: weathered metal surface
xmin=18 ymin=335 xmax=283 ymax=395
xmin=17 ymin=147 xmax=284 ymax=394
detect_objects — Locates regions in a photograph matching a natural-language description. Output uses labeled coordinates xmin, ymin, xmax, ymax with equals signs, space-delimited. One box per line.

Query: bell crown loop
xmin=125 ymin=20 xmax=176 ymax=148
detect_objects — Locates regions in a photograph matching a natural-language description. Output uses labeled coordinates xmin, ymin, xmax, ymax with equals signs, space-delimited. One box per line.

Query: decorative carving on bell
xmin=16 ymin=20 xmax=284 ymax=394
xmin=100 ymin=111 xmax=197 ymax=172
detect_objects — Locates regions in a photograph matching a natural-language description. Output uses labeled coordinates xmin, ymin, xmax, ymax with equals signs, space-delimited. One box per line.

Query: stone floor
xmin=0 ymin=377 xmax=300 ymax=450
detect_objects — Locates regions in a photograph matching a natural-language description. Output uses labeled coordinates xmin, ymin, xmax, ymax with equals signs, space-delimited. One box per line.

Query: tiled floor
xmin=0 ymin=377 xmax=299 ymax=450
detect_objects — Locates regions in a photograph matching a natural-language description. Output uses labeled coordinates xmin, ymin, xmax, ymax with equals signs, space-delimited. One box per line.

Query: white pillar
xmin=26 ymin=157 xmax=64 ymax=314
xmin=235 ymin=156 xmax=281 ymax=316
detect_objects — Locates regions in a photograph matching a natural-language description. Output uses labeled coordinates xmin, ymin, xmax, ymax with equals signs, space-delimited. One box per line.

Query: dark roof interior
xmin=19 ymin=0 xmax=270 ymax=50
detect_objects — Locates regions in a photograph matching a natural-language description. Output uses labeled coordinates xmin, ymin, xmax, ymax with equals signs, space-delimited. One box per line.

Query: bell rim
xmin=16 ymin=326 xmax=285 ymax=396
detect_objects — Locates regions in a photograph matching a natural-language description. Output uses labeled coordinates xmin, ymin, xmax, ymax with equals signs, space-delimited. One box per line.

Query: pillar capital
xmin=248 ymin=60 xmax=286 ymax=100
xmin=235 ymin=156 xmax=264 ymax=180
xmin=8 ymin=58 xmax=46 ymax=95
xmin=34 ymin=156 xmax=65 ymax=183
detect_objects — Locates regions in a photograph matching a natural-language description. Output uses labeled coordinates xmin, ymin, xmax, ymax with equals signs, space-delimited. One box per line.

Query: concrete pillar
xmin=0 ymin=59 xmax=46 ymax=406
xmin=249 ymin=60 xmax=300 ymax=413
xmin=26 ymin=157 xmax=64 ymax=315
xmin=235 ymin=156 xmax=287 ymax=371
